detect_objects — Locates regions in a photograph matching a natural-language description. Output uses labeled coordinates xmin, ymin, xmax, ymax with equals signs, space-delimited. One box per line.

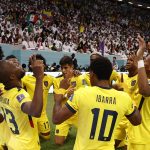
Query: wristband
xmin=138 ymin=60 xmax=144 ymax=69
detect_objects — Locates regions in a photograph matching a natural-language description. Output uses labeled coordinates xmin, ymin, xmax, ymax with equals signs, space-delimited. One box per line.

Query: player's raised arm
xmin=137 ymin=35 xmax=150 ymax=96
xmin=21 ymin=55 xmax=44 ymax=117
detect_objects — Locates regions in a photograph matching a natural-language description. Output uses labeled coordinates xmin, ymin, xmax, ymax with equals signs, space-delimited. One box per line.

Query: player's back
xmin=0 ymin=88 xmax=40 ymax=150
xmin=68 ymin=86 xmax=134 ymax=150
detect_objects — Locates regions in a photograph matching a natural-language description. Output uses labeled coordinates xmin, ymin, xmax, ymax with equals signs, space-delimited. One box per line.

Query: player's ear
xmin=10 ymin=74 xmax=16 ymax=80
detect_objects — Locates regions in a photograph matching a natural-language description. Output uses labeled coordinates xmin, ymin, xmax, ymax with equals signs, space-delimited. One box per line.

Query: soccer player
xmin=0 ymin=55 xmax=44 ymax=150
xmin=22 ymin=54 xmax=53 ymax=140
xmin=53 ymin=55 xmax=87 ymax=145
xmin=0 ymin=48 xmax=9 ymax=150
xmin=0 ymin=83 xmax=10 ymax=150
xmin=52 ymin=57 xmax=141 ymax=150
xmin=127 ymin=35 xmax=150 ymax=150
xmin=114 ymin=52 xmax=140 ymax=150
xmin=83 ymin=52 xmax=121 ymax=86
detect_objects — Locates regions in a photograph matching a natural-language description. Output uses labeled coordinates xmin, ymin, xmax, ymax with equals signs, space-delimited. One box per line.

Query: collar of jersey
xmin=96 ymin=85 xmax=112 ymax=90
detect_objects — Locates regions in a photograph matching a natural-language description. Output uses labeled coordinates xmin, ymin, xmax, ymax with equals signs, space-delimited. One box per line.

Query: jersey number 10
xmin=90 ymin=108 xmax=118 ymax=141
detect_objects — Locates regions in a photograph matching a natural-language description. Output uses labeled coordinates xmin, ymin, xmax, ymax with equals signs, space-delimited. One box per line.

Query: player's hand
xmin=66 ymin=86 xmax=75 ymax=98
xmin=30 ymin=55 xmax=44 ymax=79
xmin=73 ymin=70 xmax=81 ymax=77
xmin=137 ymin=34 xmax=146 ymax=60
xmin=59 ymin=78 xmax=70 ymax=90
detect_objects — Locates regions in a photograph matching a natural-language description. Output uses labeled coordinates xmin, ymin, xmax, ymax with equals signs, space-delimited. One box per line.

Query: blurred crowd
xmin=0 ymin=0 xmax=150 ymax=56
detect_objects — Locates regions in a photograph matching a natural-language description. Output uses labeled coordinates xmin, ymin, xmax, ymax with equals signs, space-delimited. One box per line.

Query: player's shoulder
xmin=22 ymin=74 xmax=33 ymax=80
xmin=112 ymin=87 xmax=128 ymax=95
xmin=44 ymin=74 xmax=54 ymax=80
xmin=112 ymin=70 xmax=119 ymax=75
xmin=75 ymin=86 xmax=92 ymax=93
xmin=16 ymin=87 xmax=29 ymax=96
xmin=44 ymin=73 xmax=53 ymax=78
xmin=14 ymin=88 xmax=30 ymax=102
xmin=113 ymin=89 xmax=131 ymax=100
xmin=55 ymin=73 xmax=63 ymax=78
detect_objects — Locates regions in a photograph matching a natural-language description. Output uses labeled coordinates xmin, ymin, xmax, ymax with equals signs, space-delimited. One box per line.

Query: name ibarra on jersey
xmin=96 ymin=95 xmax=116 ymax=104
xmin=0 ymin=96 xmax=9 ymax=105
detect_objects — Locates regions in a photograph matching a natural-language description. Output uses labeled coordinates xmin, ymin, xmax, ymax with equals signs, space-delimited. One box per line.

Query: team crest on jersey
xmin=71 ymin=81 xmax=76 ymax=87
xmin=56 ymin=129 xmax=59 ymax=133
xmin=131 ymin=80 xmax=136 ymax=86
xmin=16 ymin=94 xmax=25 ymax=103
xmin=44 ymin=81 xmax=48 ymax=87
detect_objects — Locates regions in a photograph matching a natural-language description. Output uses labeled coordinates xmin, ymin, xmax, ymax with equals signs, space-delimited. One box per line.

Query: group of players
xmin=0 ymin=35 xmax=149 ymax=150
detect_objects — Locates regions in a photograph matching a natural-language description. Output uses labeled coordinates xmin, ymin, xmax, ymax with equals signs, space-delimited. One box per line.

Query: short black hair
xmin=90 ymin=57 xmax=113 ymax=80
xmin=59 ymin=56 xmax=73 ymax=66
xmin=0 ymin=46 xmax=4 ymax=60
xmin=28 ymin=54 xmax=47 ymax=71
xmin=5 ymin=55 xmax=17 ymax=60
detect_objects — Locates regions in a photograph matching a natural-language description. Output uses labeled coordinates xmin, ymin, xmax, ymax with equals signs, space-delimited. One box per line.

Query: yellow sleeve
xmin=125 ymin=95 xmax=135 ymax=116
xmin=21 ymin=76 xmax=27 ymax=88
xmin=47 ymin=75 xmax=54 ymax=86
xmin=82 ymin=73 xmax=91 ymax=86
xmin=15 ymin=89 xmax=32 ymax=109
xmin=53 ymin=77 xmax=67 ymax=95
xmin=110 ymin=70 xmax=120 ymax=82
xmin=66 ymin=91 xmax=79 ymax=113
xmin=0 ymin=83 xmax=5 ymax=94
xmin=53 ymin=77 xmax=59 ymax=90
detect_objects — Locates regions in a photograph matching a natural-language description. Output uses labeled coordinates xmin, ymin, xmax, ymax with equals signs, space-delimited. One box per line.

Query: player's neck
xmin=95 ymin=80 xmax=111 ymax=89
xmin=128 ymin=69 xmax=138 ymax=77
xmin=4 ymin=81 xmax=22 ymax=90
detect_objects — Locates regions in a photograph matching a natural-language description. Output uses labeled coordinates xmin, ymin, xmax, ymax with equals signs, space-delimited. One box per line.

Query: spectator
xmin=71 ymin=53 xmax=78 ymax=69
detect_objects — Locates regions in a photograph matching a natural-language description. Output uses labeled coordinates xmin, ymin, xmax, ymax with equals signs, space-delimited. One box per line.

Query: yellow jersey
xmin=116 ymin=73 xmax=141 ymax=101
xmin=53 ymin=75 xmax=87 ymax=122
xmin=0 ymin=83 xmax=4 ymax=95
xmin=0 ymin=83 xmax=11 ymax=146
xmin=53 ymin=75 xmax=87 ymax=97
xmin=22 ymin=74 xmax=54 ymax=114
xmin=66 ymin=86 xmax=135 ymax=150
xmin=128 ymin=78 xmax=150 ymax=144
xmin=0 ymin=88 xmax=40 ymax=150
xmin=83 ymin=70 xmax=120 ymax=86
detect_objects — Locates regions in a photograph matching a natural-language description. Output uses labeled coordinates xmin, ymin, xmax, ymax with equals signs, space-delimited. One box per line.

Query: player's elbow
xmin=130 ymin=115 xmax=142 ymax=126
xmin=127 ymin=109 xmax=142 ymax=126
xmin=139 ymin=89 xmax=150 ymax=97
xmin=132 ymin=118 xmax=141 ymax=126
